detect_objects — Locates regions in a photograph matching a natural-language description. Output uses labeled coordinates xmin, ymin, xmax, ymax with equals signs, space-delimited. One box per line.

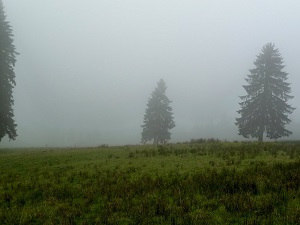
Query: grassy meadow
xmin=1 ymin=141 xmax=300 ymax=224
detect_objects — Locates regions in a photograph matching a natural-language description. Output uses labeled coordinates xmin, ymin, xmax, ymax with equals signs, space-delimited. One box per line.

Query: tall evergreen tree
xmin=141 ymin=79 xmax=175 ymax=144
xmin=236 ymin=43 xmax=294 ymax=141
xmin=0 ymin=0 xmax=18 ymax=142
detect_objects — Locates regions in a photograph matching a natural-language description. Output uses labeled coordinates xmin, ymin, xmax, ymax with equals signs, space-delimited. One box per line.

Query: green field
xmin=1 ymin=141 xmax=300 ymax=224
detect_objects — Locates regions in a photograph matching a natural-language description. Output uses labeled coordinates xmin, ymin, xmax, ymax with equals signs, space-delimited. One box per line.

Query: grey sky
xmin=2 ymin=0 xmax=300 ymax=147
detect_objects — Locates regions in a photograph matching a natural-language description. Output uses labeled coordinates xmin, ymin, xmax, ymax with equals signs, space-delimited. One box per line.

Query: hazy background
xmin=1 ymin=0 xmax=300 ymax=147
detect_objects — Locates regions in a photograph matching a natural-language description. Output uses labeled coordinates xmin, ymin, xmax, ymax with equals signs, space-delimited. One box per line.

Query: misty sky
xmin=2 ymin=0 xmax=300 ymax=147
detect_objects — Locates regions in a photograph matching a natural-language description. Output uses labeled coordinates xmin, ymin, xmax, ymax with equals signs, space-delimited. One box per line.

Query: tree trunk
xmin=153 ymin=137 xmax=158 ymax=145
xmin=258 ymin=124 xmax=264 ymax=142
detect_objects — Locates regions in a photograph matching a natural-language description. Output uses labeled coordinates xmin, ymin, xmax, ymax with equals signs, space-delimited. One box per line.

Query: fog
xmin=2 ymin=0 xmax=300 ymax=147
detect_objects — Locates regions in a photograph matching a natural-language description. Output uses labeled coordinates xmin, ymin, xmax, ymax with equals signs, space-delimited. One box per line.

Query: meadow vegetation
xmin=1 ymin=141 xmax=300 ymax=224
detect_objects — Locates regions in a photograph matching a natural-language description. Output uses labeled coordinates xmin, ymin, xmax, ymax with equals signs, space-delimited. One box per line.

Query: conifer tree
xmin=141 ymin=79 xmax=175 ymax=144
xmin=236 ymin=43 xmax=294 ymax=141
xmin=0 ymin=0 xmax=18 ymax=142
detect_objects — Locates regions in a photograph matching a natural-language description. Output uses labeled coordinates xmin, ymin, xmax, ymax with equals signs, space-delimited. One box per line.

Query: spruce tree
xmin=236 ymin=43 xmax=294 ymax=141
xmin=0 ymin=0 xmax=18 ymax=142
xmin=141 ymin=79 xmax=175 ymax=144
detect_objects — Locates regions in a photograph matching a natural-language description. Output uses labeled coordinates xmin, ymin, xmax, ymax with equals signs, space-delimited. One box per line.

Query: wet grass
xmin=0 ymin=141 xmax=300 ymax=224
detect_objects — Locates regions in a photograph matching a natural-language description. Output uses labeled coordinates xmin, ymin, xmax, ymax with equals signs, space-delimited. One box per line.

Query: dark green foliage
xmin=236 ymin=43 xmax=294 ymax=141
xmin=0 ymin=0 xmax=18 ymax=142
xmin=141 ymin=79 xmax=175 ymax=144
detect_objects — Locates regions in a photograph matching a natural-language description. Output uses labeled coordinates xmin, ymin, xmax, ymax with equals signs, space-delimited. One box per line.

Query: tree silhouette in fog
xmin=236 ymin=43 xmax=294 ymax=141
xmin=0 ymin=0 xmax=18 ymax=142
xmin=141 ymin=79 xmax=175 ymax=144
